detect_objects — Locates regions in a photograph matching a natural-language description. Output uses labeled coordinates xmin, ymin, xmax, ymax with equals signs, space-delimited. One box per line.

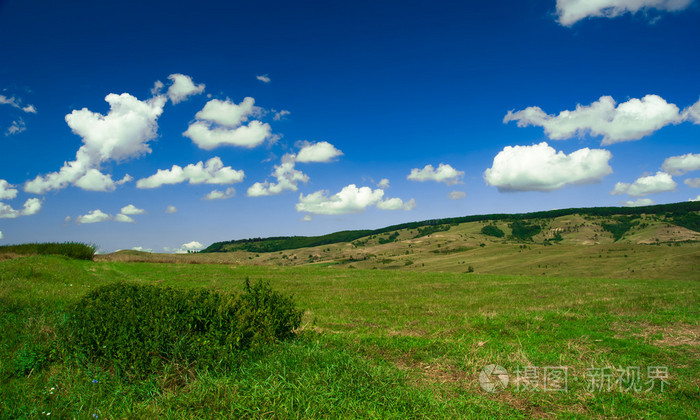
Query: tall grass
xmin=0 ymin=242 xmax=96 ymax=260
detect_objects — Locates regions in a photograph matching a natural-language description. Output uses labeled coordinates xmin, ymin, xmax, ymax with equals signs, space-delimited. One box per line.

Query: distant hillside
xmin=202 ymin=201 xmax=700 ymax=253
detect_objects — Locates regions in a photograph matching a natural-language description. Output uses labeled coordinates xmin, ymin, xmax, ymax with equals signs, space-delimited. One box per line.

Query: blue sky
xmin=1 ymin=0 xmax=699 ymax=253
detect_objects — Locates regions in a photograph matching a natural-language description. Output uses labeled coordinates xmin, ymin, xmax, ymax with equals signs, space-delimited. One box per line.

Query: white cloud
xmin=377 ymin=178 xmax=390 ymax=189
xmin=689 ymin=195 xmax=700 ymax=202
xmin=25 ymin=92 xmax=166 ymax=194
xmin=296 ymin=184 xmax=415 ymax=215
xmin=684 ymin=97 xmax=700 ymax=123
xmin=151 ymin=80 xmax=164 ymax=96
xmin=484 ymin=142 xmax=613 ymax=192
xmin=184 ymin=120 xmax=272 ymax=150
xmin=0 ymin=231 xmax=3 ymax=240
xmin=131 ymin=246 xmax=153 ymax=252
xmin=182 ymin=241 xmax=203 ymax=250
xmin=76 ymin=209 xmax=111 ymax=224
xmin=301 ymin=214 xmax=312 ymax=222
xmin=6 ymin=118 xmax=26 ymax=136
xmin=256 ymin=74 xmax=271 ymax=83
xmin=661 ymin=153 xmax=700 ymax=175
xmin=114 ymin=213 xmax=135 ymax=223
xmin=448 ymin=191 xmax=466 ymax=200
xmin=247 ymin=154 xmax=309 ymax=196
xmin=195 ymin=97 xmax=261 ymax=127
xmin=407 ymin=163 xmax=464 ymax=185
xmin=166 ymin=74 xmax=205 ymax=104
xmin=121 ymin=204 xmax=145 ymax=215
xmin=172 ymin=241 xmax=204 ymax=253
xmin=0 ymin=94 xmax=37 ymax=113
xmin=377 ymin=197 xmax=416 ymax=211
xmin=136 ymin=157 xmax=245 ymax=189
xmin=204 ymin=187 xmax=236 ymax=200
xmin=295 ymin=141 xmax=343 ymax=163
xmin=622 ymin=198 xmax=656 ymax=207
xmin=556 ymin=0 xmax=693 ymax=26
xmin=684 ymin=178 xmax=700 ymax=188
xmin=184 ymin=96 xmax=274 ymax=150
xmin=296 ymin=184 xmax=385 ymax=215
xmin=165 ymin=205 xmax=177 ymax=214
xmin=0 ymin=180 xmax=18 ymax=200
xmin=273 ymin=110 xmax=290 ymax=121
xmin=611 ymin=171 xmax=677 ymax=196
xmin=504 ymin=95 xmax=682 ymax=145
xmin=74 ymin=169 xmax=122 ymax=192
xmin=0 ymin=198 xmax=42 ymax=218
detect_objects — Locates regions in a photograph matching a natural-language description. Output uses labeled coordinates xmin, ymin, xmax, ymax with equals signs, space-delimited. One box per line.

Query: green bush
xmin=0 ymin=242 xmax=96 ymax=260
xmin=61 ymin=279 xmax=303 ymax=377
xmin=480 ymin=224 xmax=505 ymax=238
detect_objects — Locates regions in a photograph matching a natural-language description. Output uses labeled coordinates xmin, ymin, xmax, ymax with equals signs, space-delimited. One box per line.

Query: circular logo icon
xmin=479 ymin=364 xmax=509 ymax=393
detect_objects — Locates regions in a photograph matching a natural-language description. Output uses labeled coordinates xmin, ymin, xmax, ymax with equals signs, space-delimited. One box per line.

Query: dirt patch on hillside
xmin=637 ymin=226 xmax=700 ymax=244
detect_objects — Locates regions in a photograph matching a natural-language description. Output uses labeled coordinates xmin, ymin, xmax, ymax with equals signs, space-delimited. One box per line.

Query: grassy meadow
xmin=1 ymin=253 xmax=699 ymax=418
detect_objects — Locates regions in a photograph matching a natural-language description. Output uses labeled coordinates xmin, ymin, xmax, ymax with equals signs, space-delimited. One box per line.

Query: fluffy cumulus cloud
xmin=25 ymin=92 xmax=166 ymax=194
xmin=295 ymin=141 xmax=343 ymax=163
xmin=296 ymin=184 xmax=413 ymax=215
xmin=114 ymin=214 xmax=135 ymax=223
xmin=184 ymin=97 xmax=272 ymax=150
xmin=165 ymin=205 xmax=177 ymax=214
xmin=448 ymin=191 xmax=467 ymax=200
xmin=556 ymin=0 xmax=693 ymax=26
xmin=661 ymin=153 xmax=700 ymax=176
xmin=0 ymin=231 xmax=3 ymax=240
xmin=0 ymin=198 xmax=42 ymax=218
xmin=376 ymin=197 xmax=416 ymax=211
xmin=689 ymin=195 xmax=700 ymax=202
xmin=504 ymin=95 xmax=683 ymax=145
xmin=684 ymin=98 xmax=700 ymax=123
xmin=256 ymin=74 xmax=271 ymax=83
xmin=622 ymin=198 xmax=656 ymax=207
xmin=204 ymin=187 xmax=236 ymax=200
xmin=612 ymin=171 xmax=677 ymax=196
xmin=484 ymin=142 xmax=613 ymax=192
xmin=685 ymin=178 xmax=700 ymax=188
xmin=407 ymin=163 xmax=464 ymax=185
xmin=166 ymin=74 xmax=205 ymax=104
xmin=171 ymin=241 xmax=204 ymax=254
xmin=247 ymin=154 xmax=309 ymax=196
xmin=0 ymin=180 xmax=18 ymax=200
xmin=121 ymin=204 xmax=145 ymax=215
xmin=136 ymin=157 xmax=245 ymax=189
xmin=76 ymin=209 xmax=111 ymax=224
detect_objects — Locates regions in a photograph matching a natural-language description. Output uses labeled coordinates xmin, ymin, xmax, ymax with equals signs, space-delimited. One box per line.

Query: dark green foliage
xmin=412 ymin=224 xmax=451 ymax=238
xmin=202 ymin=201 xmax=700 ymax=253
xmin=553 ymin=232 xmax=563 ymax=242
xmin=0 ymin=242 xmax=96 ymax=260
xmin=378 ymin=232 xmax=399 ymax=244
xmin=481 ymin=224 xmax=505 ymax=238
xmin=508 ymin=220 xmax=541 ymax=241
xmin=61 ymin=279 xmax=302 ymax=377
xmin=602 ymin=216 xmax=639 ymax=241
xmin=670 ymin=211 xmax=700 ymax=232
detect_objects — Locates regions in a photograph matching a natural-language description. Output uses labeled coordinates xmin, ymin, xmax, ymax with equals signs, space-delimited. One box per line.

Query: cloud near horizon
xmin=504 ymin=95 xmax=689 ymax=145
xmin=296 ymin=184 xmax=414 ymax=215
xmin=484 ymin=142 xmax=613 ymax=192
xmin=611 ymin=171 xmax=677 ymax=196
xmin=661 ymin=153 xmax=700 ymax=175
xmin=407 ymin=163 xmax=464 ymax=185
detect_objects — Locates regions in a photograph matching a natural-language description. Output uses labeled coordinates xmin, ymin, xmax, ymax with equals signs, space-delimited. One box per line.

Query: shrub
xmin=61 ymin=279 xmax=302 ymax=377
xmin=508 ymin=220 xmax=541 ymax=241
xmin=0 ymin=242 xmax=96 ymax=260
xmin=480 ymin=224 xmax=504 ymax=238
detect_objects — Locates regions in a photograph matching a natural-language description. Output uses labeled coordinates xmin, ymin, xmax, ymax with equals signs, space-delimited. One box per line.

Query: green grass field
xmin=1 ymin=255 xmax=698 ymax=418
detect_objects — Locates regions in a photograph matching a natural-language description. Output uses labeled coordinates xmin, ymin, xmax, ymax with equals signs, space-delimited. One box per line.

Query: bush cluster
xmin=0 ymin=242 xmax=96 ymax=260
xmin=61 ymin=279 xmax=303 ymax=377
xmin=480 ymin=224 xmax=505 ymax=238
